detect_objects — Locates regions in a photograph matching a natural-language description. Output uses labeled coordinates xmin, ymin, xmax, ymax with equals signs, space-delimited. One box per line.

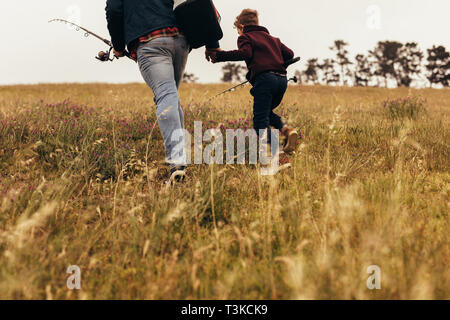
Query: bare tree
xmin=319 ymin=59 xmax=340 ymax=85
xmin=396 ymin=42 xmax=424 ymax=87
xmin=303 ymin=58 xmax=320 ymax=85
xmin=330 ymin=40 xmax=353 ymax=85
xmin=221 ymin=63 xmax=244 ymax=82
xmin=354 ymin=54 xmax=373 ymax=87
xmin=182 ymin=72 xmax=199 ymax=83
xmin=369 ymin=41 xmax=403 ymax=88
xmin=426 ymin=45 xmax=450 ymax=87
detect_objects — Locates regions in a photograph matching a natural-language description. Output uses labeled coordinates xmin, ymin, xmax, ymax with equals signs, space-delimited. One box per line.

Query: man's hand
xmin=113 ymin=49 xmax=125 ymax=58
xmin=205 ymin=48 xmax=221 ymax=63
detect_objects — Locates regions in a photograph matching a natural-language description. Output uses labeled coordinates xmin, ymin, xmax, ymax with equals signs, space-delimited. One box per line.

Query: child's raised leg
xmin=269 ymin=75 xmax=299 ymax=154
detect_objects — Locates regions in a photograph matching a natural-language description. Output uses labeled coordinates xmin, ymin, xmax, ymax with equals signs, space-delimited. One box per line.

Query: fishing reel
xmin=96 ymin=47 xmax=114 ymax=62
xmin=96 ymin=47 xmax=131 ymax=62
xmin=289 ymin=76 xmax=298 ymax=83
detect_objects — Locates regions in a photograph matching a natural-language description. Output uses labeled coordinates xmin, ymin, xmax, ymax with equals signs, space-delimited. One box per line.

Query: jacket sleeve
xmin=280 ymin=41 xmax=294 ymax=62
xmin=215 ymin=36 xmax=253 ymax=62
xmin=206 ymin=40 xmax=220 ymax=50
xmin=105 ymin=0 xmax=126 ymax=52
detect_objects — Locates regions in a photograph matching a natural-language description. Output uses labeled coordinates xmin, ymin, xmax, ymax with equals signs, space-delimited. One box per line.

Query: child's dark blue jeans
xmin=250 ymin=72 xmax=288 ymax=141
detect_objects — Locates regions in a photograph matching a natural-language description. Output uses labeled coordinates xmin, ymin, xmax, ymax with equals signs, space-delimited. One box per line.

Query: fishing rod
xmin=48 ymin=18 xmax=132 ymax=62
xmin=208 ymin=57 xmax=301 ymax=101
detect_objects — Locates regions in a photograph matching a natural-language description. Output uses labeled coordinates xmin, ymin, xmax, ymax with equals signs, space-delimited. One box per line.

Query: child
xmin=210 ymin=9 xmax=299 ymax=156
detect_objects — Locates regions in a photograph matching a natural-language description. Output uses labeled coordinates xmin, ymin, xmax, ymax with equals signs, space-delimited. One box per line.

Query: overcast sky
xmin=1 ymin=0 xmax=449 ymax=85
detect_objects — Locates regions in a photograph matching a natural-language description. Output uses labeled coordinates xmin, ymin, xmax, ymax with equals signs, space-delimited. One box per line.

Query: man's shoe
xmin=281 ymin=126 xmax=299 ymax=155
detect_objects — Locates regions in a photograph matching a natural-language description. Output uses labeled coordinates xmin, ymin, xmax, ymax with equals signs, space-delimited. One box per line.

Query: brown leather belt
xmin=269 ymin=71 xmax=287 ymax=77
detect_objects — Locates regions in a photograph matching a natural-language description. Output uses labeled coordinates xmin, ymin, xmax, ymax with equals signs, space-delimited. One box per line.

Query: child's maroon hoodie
xmin=215 ymin=25 xmax=294 ymax=83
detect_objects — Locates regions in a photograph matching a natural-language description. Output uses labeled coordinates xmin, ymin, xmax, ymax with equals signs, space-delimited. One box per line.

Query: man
xmin=106 ymin=0 xmax=220 ymax=183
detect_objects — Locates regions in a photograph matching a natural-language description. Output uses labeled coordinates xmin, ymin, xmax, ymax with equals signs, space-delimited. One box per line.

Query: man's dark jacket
xmin=215 ymin=25 xmax=294 ymax=83
xmin=106 ymin=0 xmax=219 ymax=52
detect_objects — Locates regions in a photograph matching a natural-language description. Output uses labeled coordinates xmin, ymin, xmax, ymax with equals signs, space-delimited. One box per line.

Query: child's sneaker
xmin=281 ymin=126 xmax=299 ymax=155
xmin=260 ymin=147 xmax=291 ymax=175
xmin=278 ymin=151 xmax=292 ymax=171
xmin=165 ymin=166 xmax=187 ymax=185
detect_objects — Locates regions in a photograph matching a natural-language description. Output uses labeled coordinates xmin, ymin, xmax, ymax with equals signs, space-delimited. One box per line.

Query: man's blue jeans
xmin=137 ymin=35 xmax=189 ymax=168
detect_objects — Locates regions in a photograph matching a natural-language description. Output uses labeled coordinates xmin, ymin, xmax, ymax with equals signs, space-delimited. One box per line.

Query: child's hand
xmin=210 ymin=51 xmax=217 ymax=63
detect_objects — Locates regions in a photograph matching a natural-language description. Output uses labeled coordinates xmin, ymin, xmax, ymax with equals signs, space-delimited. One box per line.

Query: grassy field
xmin=0 ymin=83 xmax=448 ymax=299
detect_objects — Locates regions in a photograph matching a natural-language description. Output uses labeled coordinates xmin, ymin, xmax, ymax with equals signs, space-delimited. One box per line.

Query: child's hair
xmin=234 ymin=9 xmax=259 ymax=29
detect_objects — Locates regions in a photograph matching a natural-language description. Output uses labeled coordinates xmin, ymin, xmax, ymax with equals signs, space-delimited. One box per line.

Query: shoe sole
xmin=260 ymin=163 xmax=291 ymax=176
xmin=279 ymin=163 xmax=292 ymax=172
xmin=283 ymin=131 xmax=299 ymax=154
xmin=165 ymin=170 xmax=187 ymax=185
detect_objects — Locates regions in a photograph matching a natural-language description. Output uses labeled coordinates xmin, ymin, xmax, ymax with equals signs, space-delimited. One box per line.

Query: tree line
xmin=215 ymin=40 xmax=449 ymax=88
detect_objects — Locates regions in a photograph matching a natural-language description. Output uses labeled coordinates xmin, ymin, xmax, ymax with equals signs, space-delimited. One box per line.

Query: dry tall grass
xmin=0 ymin=83 xmax=448 ymax=299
